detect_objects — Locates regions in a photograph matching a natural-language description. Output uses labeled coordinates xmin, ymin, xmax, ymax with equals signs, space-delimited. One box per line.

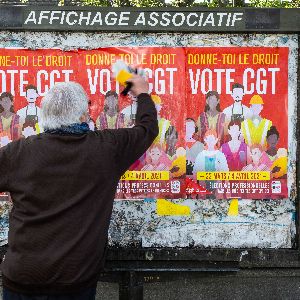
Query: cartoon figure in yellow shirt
xmin=152 ymin=95 xmax=171 ymax=146
xmin=241 ymin=95 xmax=272 ymax=149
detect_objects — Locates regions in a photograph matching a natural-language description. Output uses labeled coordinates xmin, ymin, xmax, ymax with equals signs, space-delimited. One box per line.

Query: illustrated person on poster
xmin=223 ymin=83 xmax=252 ymax=123
xmin=151 ymin=95 xmax=171 ymax=146
xmin=265 ymin=126 xmax=288 ymax=178
xmin=221 ymin=120 xmax=250 ymax=171
xmin=242 ymin=144 xmax=270 ymax=172
xmin=121 ymin=92 xmax=137 ymax=128
xmin=165 ymin=125 xmax=178 ymax=160
xmin=271 ymin=148 xmax=288 ymax=179
xmin=0 ymin=92 xmax=21 ymax=142
xmin=141 ymin=144 xmax=172 ymax=171
xmin=241 ymin=95 xmax=272 ymax=149
xmin=96 ymin=91 xmax=125 ymax=130
xmin=193 ymin=129 xmax=229 ymax=175
xmin=17 ymin=85 xmax=42 ymax=133
xmin=170 ymin=147 xmax=186 ymax=179
xmin=197 ymin=91 xmax=225 ymax=145
xmin=0 ymin=132 xmax=11 ymax=148
xmin=87 ymin=101 xmax=96 ymax=131
xmin=265 ymin=126 xmax=285 ymax=162
xmin=185 ymin=118 xmax=204 ymax=175
xmin=21 ymin=120 xmax=37 ymax=138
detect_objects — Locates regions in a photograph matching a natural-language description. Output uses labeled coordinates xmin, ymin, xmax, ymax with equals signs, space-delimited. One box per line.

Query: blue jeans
xmin=3 ymin=286 xmax=97 ymax=300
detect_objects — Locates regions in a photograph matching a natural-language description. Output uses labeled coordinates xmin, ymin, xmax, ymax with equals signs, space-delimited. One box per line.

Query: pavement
xmin=1 ymin=271 xmax=300 ymax=300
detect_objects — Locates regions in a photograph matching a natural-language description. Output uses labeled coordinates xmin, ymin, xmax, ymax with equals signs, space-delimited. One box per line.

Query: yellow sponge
xmin=116 ymin=69 xmax=133 ymax=86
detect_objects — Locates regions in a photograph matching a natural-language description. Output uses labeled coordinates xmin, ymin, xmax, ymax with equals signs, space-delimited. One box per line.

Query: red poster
xmin=0 ymin=47 xmax=289 ymax=199
xmin=0 ymin=48 xmax=186 ymax=199
xmin=186 ymin=47 xmax=288 ymax=199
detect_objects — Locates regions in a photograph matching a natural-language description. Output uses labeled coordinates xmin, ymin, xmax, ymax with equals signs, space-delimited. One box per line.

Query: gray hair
xmin=41 ymin=82 xmax=89 ymax=130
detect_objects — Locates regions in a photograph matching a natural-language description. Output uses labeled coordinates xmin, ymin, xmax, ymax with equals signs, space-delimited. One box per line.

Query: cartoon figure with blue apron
xmin=17 ymin=85 xmax=42 ymax=135
xmin=223 ymin=83 xmax=252 ymax=124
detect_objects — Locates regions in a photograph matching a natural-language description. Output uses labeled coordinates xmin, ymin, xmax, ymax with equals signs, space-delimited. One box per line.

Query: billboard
xmin=0 ymin=46 xmax=288 ymax=199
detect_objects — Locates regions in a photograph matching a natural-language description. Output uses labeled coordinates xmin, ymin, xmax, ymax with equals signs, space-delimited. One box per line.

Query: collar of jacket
xmin=44 ymin=122 xmax=90 ymax=135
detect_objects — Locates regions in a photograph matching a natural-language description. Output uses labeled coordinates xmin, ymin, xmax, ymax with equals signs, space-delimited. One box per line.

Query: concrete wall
xmin=0 ymin=32 xmax=298 ymax=248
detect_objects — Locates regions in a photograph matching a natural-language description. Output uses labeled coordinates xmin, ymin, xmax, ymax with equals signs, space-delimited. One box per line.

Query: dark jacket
xmin=0 ymin=93 xmax=158 ymax=295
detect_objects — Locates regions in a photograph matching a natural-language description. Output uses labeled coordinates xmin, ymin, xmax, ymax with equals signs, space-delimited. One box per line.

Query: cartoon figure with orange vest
xmin=241 ymin=95 xmax=272 ymax=149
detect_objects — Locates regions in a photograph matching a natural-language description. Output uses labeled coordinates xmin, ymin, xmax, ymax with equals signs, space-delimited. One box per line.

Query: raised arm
xmin=107 ymin=75 xmax=159 ymax=175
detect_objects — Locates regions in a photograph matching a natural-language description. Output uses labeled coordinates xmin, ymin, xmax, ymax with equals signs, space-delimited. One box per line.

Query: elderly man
xmin=0 ymin=75 xmax=158 ymax=300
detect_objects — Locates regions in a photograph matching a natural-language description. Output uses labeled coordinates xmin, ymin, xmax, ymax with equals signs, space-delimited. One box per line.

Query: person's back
xmin=0 ymin=76 xmax=158 ymax=299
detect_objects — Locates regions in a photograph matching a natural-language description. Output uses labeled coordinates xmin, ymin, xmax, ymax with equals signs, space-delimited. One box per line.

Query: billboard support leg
xmin=119 ymin=271 xmax=143 ymax=300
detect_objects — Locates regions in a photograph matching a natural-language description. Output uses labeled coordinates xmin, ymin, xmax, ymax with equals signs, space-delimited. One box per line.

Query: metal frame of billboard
xmin=0 ymin=6 xmax=299 ymax=299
